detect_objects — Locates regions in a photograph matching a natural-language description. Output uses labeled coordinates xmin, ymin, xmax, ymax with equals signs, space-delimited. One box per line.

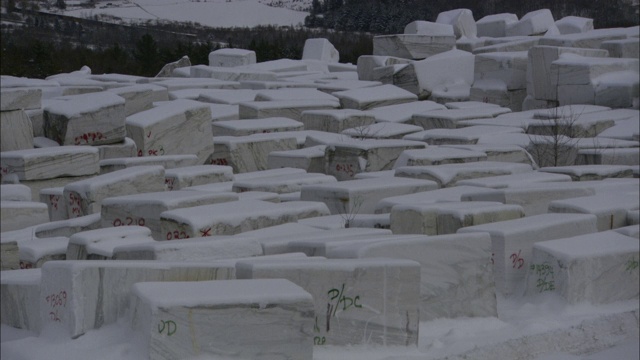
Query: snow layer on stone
xmin=413 ymin=49 xmax=475 ymax=97
xmin=301 ymin=38 xmax=339 ymax=62
xmin=456 ymin=171 xmax=572 ymax=189
xmin=0 ymin=184 xmax=32 ymax=201
xmin=64 ymin=165 xmax=164 ymax=197
xmin=333 ymin=84 xmax=418 ymax=110
xmin=506 ymin=9 xmax=554 ymax=36
xmin=404 ymin=126 xmax=524 ymax=145
xmin=150 ymin=77 xmax=240 ymax=90
xmin=536 ymin=230 xmax=639 ymax=261
xmin=436 ymin=8 xmax=477 ymax=39
xmin=548 ymin=191 xmax=639 ymax=231
xmin=555 ymin=16 xmax=594 ymax=35
xmin=365 ymin=101 xmax=447 ymax=124
xmin=0 ymin=146 xmax=99 ymax=181
xmin=18 ymin=237 xmax=68 ymax=264
xmin=404 ymin=21 xmax=454 ymax=36
xmin=232 ymin=172 xmax=337 ymax=194
xmin=476 ymin=13 xmax=519 ymax=38
xmin=43 ymin=92 xmax=124 ymax=119
xmin=342 ymin=122 xmax=423 ymax=139
xmin=394 ymin=147 xmax=487 ymax=168
xmin=191 ymin=89 xmax=259 ymax=104
xmin=254 ymin=88 xmax=339 ymax=102
xmin=375 ymin=185 xmax=497 ymax=214
xmin=395 ymin=161 xmax=533 ymax=187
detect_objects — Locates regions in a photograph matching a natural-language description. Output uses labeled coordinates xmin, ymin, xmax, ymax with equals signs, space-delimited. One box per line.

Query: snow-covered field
xmin=58 ymin=0 xmax=310 ymax=28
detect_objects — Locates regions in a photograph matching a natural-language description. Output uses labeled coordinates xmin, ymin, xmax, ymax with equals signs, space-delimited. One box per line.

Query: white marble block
xmin=404 ymin=21 xmax=454 ymax=36
xmin=0 ymin=240 xmax=20 ymax=270
xmin=241 ymin=58 xmax=309 ymax=73
xmin=300 ymin=177 xmax=438 ymax=215
xmin=393 ymin=146 xmax=487 ymax=167
xmin=458 ymin=213 xmax=599 ymax=296
xmin=539 ymin=27 xmax=629 ymax=49
xmin=469 ymin=80 xmax=528 ymax=111
xmin=63 ymin=165 xmax=165 ymax=218
xmin=395 ymin=161 xmax=533 ymax=187
xmin=98 ymin=154 xmax=198 ymax=174
xmin=101 ymin=190 xmax=238 ymax=240
xmin=95 ymin=137 xmax=137 ymax=160
xmin=1 ymin=269 xmax=42 ymax=332
xmin=130 ymin=279 xmax=314 ymax=360
xmin=232 ymin=172 xmax=337 ymax=194
xmin=356 ymin=55 xmax=412 ymax=81
xmin=456 ymin=169 xmax=572 ymax=189
xmin=210 ymin=134 xmax=298 ymax=173
xmin=18 ymin=236 xmax=68 ymax=268
xmin=442 ymin=144 xmax=537 ymax=167
xmin=342 ymin=122 xmax=423 ymax=140
xmin=302 ymin=38 xmax=339 ymax=62
xmin=239 ymin=99 xmax=340 ymax=120
xmin=125 ymin=99 xmax=214 ymax=164
xmin=323 ymin=138 xmax=426 ymax=180
xmin=39 ymin=260 xmax=237 ymax=338
xmin=160 ymin=200 xmax=330 ymax=239
xmin=390 ymin=201 xmax=525 ymax=235
xmin=0 ymin=146 xmax=99 ymax=181
xmin=163 ymin=165 xmax=233 ymax=191
xmin=555 ymin=16 xmax=594 ymax=35
xmin=601 ymin=38 xmax=640 ymax=59
xmin=333 ymin=84 xmax=418 ymax=110
xmin=365 ymin=100 xmax=447 ymax=124
xmin=435 ymin=8 xmax=477 ymax=39
xmin=66 ymin=226 xmax=154 ymax=260
xmin=43 ymin=92 xmax=126 ymax=146
xmin=524 ymin=231 xmax=639 ymax=304
xmin=211 ymin=117 xmax=304 ymax=136
xmin=0 ymin=201 xmax=50 ymax=232
xmin=254 ymin=88 xmax=339 ymax=103
xmin=151 ymin=76 xmax=239 ymax=90
xmin=375 ymin=185 xmax=496 ymax=214
xmin=538 ymin=164 xmax=634 ymax=181
xmin=112 ymin=235 xmax=262 ymax=261
xmin=576 ymin=148 xmax=640 ymax=166
xmin=1 ymin=109 xmax=34 ymax=151
xmin=505 ymin=9 xmax=555 ymax=36
xmin=0 ymin=87 xmax=41 ymax=111
xmin=1 ymin=184 xmax=32 ymax=201
xmin=106 ymin=84 xmax=169 ymax=116
xmin=410 ymin=49 xmax=475 ymax=100
xmin=373 ymin=34 xmax=456 ymax=60
xmin=405 ymin=125 xmax=523 ymax=146
xmin=476 ymin=13 xmax=519 ymax=38
xmin=473 ymin=37 xmax=541 ymax=55
xmin=328 ymin=232 xmax=496 ymax=321
xmin=268 ymin=145 xmax=327 ymax=173
xmin=548 ymin=192 xmax=639 ymax=231
xmin=236 ymin=258 xmax=420 ymax=346
xmin=410 ymin=107 xmax=511 ymax=129
xmin=208 ymin=48 xmax=257 ymax=67
xmin=475 ymin=51 xmax=528 ymax=91
xmin=300 ymin=109 xmax=376 ymax=133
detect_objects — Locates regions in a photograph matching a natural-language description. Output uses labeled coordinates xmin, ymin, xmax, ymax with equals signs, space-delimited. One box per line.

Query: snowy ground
xmin=2 ymin=294 xmax=637 ymax=359
xmin=56 ymin=0 xmax=309 ymax=28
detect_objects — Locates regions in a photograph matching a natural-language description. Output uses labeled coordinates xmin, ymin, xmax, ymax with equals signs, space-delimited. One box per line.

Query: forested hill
xmin=305 ymin=0 xmax=639 ymax=34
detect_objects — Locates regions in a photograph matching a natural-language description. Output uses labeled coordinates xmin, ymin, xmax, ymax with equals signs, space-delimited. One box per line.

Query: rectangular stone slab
xmin=1 ymin=109 xmax=34 ymax=152
xmin=524 ymin=231 xmax=639 ymax=304
xmin=0 ymin=146 xmax=99 ymax=181
xmin=373 ymin=34 xmax=456 ymax=60
xmin=238 ymin=99 xmax=340 ymax=120
xmin=236 ymin=258 xmax=420 ymax=346
xmin=458 ymin=213 xmax=599 ymax=296
xmin=395 ymin=161 xmax=533 ymax=187
xmin=210 ymin=134 xmax=298 ymax=173
xmin=163 ymin=165 xmax=234 ymax=191
xmin=130 ymin=279 xmax=314 ymax=360
xmin=160 ymin=200 xmax=330 ymax=239
xmin=63 ymin=165 xmax=165 ymax=218
xmin=211 ymin=117 xmax=304 ymax=136
xmin=66 ymin=226 xmax=155 ymax=260
xmin=39 ymin=260 xmax=237 ymax=338
xmin=101 ymin=190 xmax=238 ymax=240
xmin=332 ymin=84 xmax=418 ymax=110
xmin=1 ymin=268 xmax=42 ymax=332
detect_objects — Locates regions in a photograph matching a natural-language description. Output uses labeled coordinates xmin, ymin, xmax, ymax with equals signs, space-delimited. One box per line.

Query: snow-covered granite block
xmin=112 ymin=235 xmax=262 ymax=261
xmin=236 ymin=258 xmax=419 ymax=346
xmin=238 ymin=99 xmax=340 ymax=121
xmin=373 ymin=34 xmax=456 ymax=60
xmin=435 ymin=8 xmax=477 ymax=39
xmin=328 ymin=232 xmax=495 ymax=321
xmin=130 ymin=279 xmax=314 ymax=360
xmin=1 ymin=269 xmax=42 ymax=332
xmin=101 ymin=190 xmax=237 ymax=240
xmin=232 ymin=172 xmax=337 ymax=194
xmin=208 ymin=48 xmax=256 ymax=67
xmin=63 ymin=165 xmax=165 ymax=218
xmin=211 ymin=117 xmax=304 ymax=136
xmin=163 ymin=165 xmax=233 ymax=191
xmin=210 ymin=134 xmax=298 ymax=173
xmin=302 ymin=38 xmax=339 ymax=62
xmin=323 ymin=138 xmax=426 ymax=180
xmin=405 ymin=126 xmax=523 ymax=146
xmin=0 ymin=110 xmax=34 ymax=152
xmin=393 ymin=146 xmax=487 ymax=167
xmin=43 ymin=92 xmax=126 ymax=146
xmin=476 ymin=13 xmax=519 ymax=38
xmin=506 ymin=9 xmax=555 ymax=36
xmin=524 ymin=231 xmax=639 ymax=304
xmin=106 ymin=84 xmax=169 ymax=116
xmin=410 ymin=107 xmax=511 ymax=129
xmin=94 ymin=137 xmax=137 ymax=160
xmin=1 ymin=184 xmax=32 ymax=201
xmin=268 ymin=145 xmax=327 ymax=173
xmin=458 ymin=213 xmax=599 ymax=296
xmin=391 ymin=201 xmax=525 ymax=235
xmin=18 ymin=236 xmax=68 ymax=268
xmin=475 ymin=51 xmax=528 ymax=90
xmin=160 ymin=200 xmax=330 ymax=239
xmin=528 ymin=46 xmax=608 ymax=101
xmin=39 ymin=260 xmax=237 ymax=338
xmin=404 ymin=21 xmax=454 ymax=36
xmin=0 ymin=88 xmax=41 ymax=111
xmin=395 ymin=161 xmax=533 ymax=187
xmin=300 ymin=177 xmax=437 ymax=215
xmin=555 ymin=16 xmax=594 ymax=35
xmin=548 ymin=192 xmax=639 ymax=231
xmin=375 ymin=185 xmax=496 ymax=214
xmin=66 ymin=226 xmax=154 ymax=260
xmin=0 ymin=201 xmax=50 ymax=232
xmin=333 ymin=84 xmax=418 ymax=110
xmin=0 ymin=146 xmax=99 ymax=181
xmin=601 ymin=38 xmax=640 ymax=59
xmin=300 ymin=109 xmax=376 ymax=133
xmin=125 ymin=99 xmax=214 ymax=164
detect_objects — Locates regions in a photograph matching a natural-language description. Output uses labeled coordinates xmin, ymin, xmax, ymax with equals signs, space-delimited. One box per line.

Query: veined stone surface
xmin=0 ymin=146 xmax=99 ymax=181
xmin=210 ymin=134 xmax=298 ymax=173
xmin=477 ymin=13 xmax=519 ymax=38
xmin=0 ymin=88 xmax=42 ymax=111
xmin=208 ymin=48 xmax=256 ymax=67
xmin=0 ymin=201 xmax=51 ymax=232
xmin=239 ymin=99 xmax=340 ymax=120
xmin=163 ymin=165 xmax=233 ymax=191
xmin=66 ymin=226 xmax=155 ymax=260
xmin=0 ymin=109 xmax=34 ymax=152
xmin=373 ymin=34 xmax=456 ymax=60
xmin=98 ymin=154 xmax=199 ymax=174
xmin=1 ymin=268 xmax=42 ymax=332
xmin=395 ymin=161 xmax=533 ymax=188
xmin=106 ymin=84 xmax=169 ymax=117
